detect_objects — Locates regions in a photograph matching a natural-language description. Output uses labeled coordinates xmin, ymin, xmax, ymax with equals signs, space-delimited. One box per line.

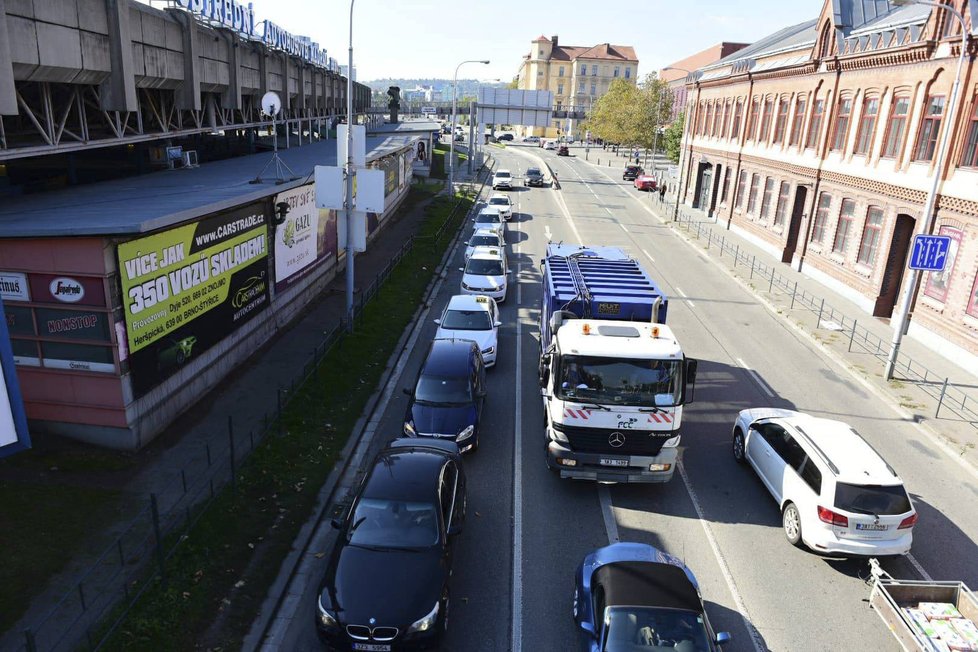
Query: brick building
xmin=676 ymin=0 xmax=978 ymax=375
xmin=660 ymin=42 xmax=749 ymax=121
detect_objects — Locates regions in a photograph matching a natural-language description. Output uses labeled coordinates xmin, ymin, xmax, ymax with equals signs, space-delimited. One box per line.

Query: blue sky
xmin=150 ymin=1 xmax=820 ymax=82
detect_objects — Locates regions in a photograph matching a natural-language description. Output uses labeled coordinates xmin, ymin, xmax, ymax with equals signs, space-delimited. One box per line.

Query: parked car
xmin=522 ymin=135 xmax=540 ymax=144
xmin=525 ymin=167 xmax=546 ymax=187
xmin=732 ymin=408 xmax=917 ymax=556
xmin=497 ymin=133 xmax=514 ymax=141
xmin=544 ymin=141 xmax=556 ymax=151
xmin=557 ymin=145 xmax=569 ymax=156
xmin=574 ymin=542 xmax=731 ymax=651
xmin=434 ymin=294 xmax=501 ymax=367
xmin=491 ymin=169 xmax=514 ymax=190
xmin=623 ymin=165 xmax=644 ymax=181
xmin=403 ymin=339 xmax=487 ymax=452
xmin=315 ymin=438 xmax=465 ymax=649
xmin=473 ymin=207 xmax=506 ymax=240
xmin=634 ymin=174 xmax=657 ymax=191
xmin=465 ymin=228 xmax=504 ymax=260
xmin=454 ymin=133 xmax=464 ymax=142
xmin=486 ymin=193 xmax=513 ymax=221
xmin=460 ymin=246 xmax=509 ymax=303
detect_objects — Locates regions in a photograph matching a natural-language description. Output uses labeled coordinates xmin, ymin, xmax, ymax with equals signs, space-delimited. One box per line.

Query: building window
xmin=962 ymin=103 xmax=978 ymax=167
xmin=559 ymin=66 xmax=565 ymax=77
xmin=746 ymin=99 xmax=759 ymax=141
xmin=557 ymin=83 xmax=564 ymax=95
xmin=924 ymin=226 xmax=961 ymax=302
xmin=914 ymin=95 xmax=946 ymax=161
xmin=731 ymin=100 xmax=743 ymax=139
xmin=853 ymin=97 xmax=879 ymax=156
xmin=697 ymin=103 xmax=707 ymax=135
xmin=721 ymin=101 xmax=732 ymax=139
xmin=967 ymin=270 xmax=978 ymax=318
xmin=789 ymin=98 xmax=806 ymax=146
xmin=773 ymin=99 xmax=790 ymax=144
xmin=735 ymin=170 xmax=748 ymax=208
xmin=759 ymin=99 xmax=774 ymax=143
xmin=704 ymin=103 xmax=714 ymax=137
xmin=746 ymin=173 xmax=761 ymax=214
xmin=806 ymin=99 xmax=825 ymax=148
xmin=831 ymin=98 xmax=852 ymax=151
xmin=721 ymin=169 xmax=731 ymax=203
xmin=625 ymin=67 xmax=631 ymax=79
xmin=578 ymin=81 xmax=585 ymax=94
xmin=712 ymin=102 xmax=722 ymax=136
xmin=579 ymin=64 xmax=586 ymax=75
xmin=857 ymin=206 xmax=884 ymax=266
xmin=812 ymin=192 xmax=832 ymax=243
xmin=881 ymin=96 xmax=910 ymax=158
xmin=591 ymin=65 xmax=598 ymax=76
xmin=614 ymin=66 xmax=620 ymax=77
xmin=832 ymin=198 xmax=856 ymax=253
xmin=759 ymin=177 xmax=776 ymax=220
xmin=590 ymin=82 xmax=596 ymax=95
xmin=774 ymin=182 xmax=791 ymax=227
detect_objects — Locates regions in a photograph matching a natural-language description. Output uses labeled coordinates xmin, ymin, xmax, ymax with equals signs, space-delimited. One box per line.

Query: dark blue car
xmin=403 ymin=339 xmax=486 ymax=453
xmin=574 ymin=543 xmax=731 ymax=652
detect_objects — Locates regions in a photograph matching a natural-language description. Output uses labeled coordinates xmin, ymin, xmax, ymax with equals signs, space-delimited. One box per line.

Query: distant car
xmin=574 ymin=542 xmax=732 ymax=652
xmin=497 ymin=133 xmax=514 ymax=141
xmin=434 ymin=294 xmax=501 ymax=367
xmin=544 ymin=141 xmax=556 ymax=151
xmin=522 ymin=136 xmax=540 ymax=144
xmin=732 ymin=408 xmax=917 ymax=556
xmin=623 ymin=164 xmax=644 ymax=181
xmin=316 ymin=438 xmax=465 ymax=649
xmin=492 ymin=169 xmax=514 ymax=190
xmin=460 ymin=246 xmax=509 ymax=303
xmin=525 ymin=167 xmax=546 ymax=187
xmin=473 ymin=207 xmax=506 ymax=240
xmin=454 ymin=133 xmax=465 ymax=142
xmin=566 ymin=136 xmax=575 ymax=144
xmin=634 ymin=174 xmax=657 ymax=191
xmin=465 ymin=228 xmax=504 ymax=260
xmin=557 ymin=145 xmax=569 ymax=156
xmin=404 ymin=339 xmax=487 ymax=452
xmin=486 ymin=193 xmax=513 ymax=221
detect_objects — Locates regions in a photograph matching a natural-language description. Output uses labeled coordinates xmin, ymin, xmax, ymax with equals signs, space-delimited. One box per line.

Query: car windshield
xmin=465 ymin=259 xmax=504 ymax=276
xmin=496 ymin=171 xmax=511 ymax=178
xmin=527 ymin=168 xmax=542 ymax=176
xmin=834 ymin=483 xmax=911 ymax=516
xmin=556 ymin=355 xmax=682 ymax=407
xmin=348 ymin=498 xmax=439 ymax=548
xmin=627 ymin=166 xmax=641 ymax=173
xmin=476 ymin=213 xmax=501 ymax=225
xmin=603 ymin=607 xmax=711 ymax=652
xmin=470 ymin=235 xmax=499 ymax=247
xmin=441 ymin=309 xmax=492 ymax=330
xmin=415 ymin=374 xmax=471 ymax=405
xmin=489 ymin=197 xmax=510 ymax=207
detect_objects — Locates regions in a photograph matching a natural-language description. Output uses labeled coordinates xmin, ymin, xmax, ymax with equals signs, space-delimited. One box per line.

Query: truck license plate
xmin=353 ymin=645 xmax=391 ymax=652
xmin=600 ymin=458 xmax=629 ymax=467
xmin=855 ymin=523 xmax=888 ymax=531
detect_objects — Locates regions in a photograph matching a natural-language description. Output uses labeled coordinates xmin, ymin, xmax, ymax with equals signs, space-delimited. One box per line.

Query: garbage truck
xmin=538 ymin=244 xmax=698 ymax=483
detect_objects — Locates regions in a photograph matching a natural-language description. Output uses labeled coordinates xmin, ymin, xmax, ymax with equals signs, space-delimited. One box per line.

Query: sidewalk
xmin=579 ymin=155 xmax=978 ymax=475
xmin=2 ymin=179 xmax=456 ymax=652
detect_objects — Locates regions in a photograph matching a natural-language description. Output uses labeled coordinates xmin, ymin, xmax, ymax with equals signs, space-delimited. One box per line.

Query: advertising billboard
xmin=273 ymin=184 xmax=339 ymax=291
xmin=118 ymin=202 xmax=270 ymax=395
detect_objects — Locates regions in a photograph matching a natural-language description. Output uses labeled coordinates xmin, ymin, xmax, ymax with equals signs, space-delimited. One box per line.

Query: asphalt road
xmin=280 ymin=142 xmax=978 ymax=652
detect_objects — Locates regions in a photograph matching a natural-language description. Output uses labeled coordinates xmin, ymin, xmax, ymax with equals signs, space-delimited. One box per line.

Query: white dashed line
xmin=736 ymin=357 xmax=776 ymax=397
xmin=674 ymin=286 xmax=695 ymax=308
xmin=619 ymin=223 xmax=629 ymax=233
xmin=641 ymin=249 xmax=655 ymax=263
xmin=544 ymin=225 xmax=552 ymax=241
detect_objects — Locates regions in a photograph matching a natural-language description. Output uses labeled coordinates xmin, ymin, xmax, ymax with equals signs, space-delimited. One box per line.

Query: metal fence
xmin=670 ymin=209 xmax=978 ymax=427
xmin=17 ymin=179 xmax=484 ymax=652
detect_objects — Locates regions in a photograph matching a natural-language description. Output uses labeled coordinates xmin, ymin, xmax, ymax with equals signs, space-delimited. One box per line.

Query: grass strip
xmin=96 ymin=186 xmax=473 ymax=651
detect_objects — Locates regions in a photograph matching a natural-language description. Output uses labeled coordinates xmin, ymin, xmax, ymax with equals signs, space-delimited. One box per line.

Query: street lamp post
xmin=449 ymin=59 xmax=490 ymax=190
xmin=885 ymin=0 xmax=969 ymax=380
xmin=344 ymin=0 xmax=357 ymax=325
xmin=664 ymin=66 xmax=694 ymax=222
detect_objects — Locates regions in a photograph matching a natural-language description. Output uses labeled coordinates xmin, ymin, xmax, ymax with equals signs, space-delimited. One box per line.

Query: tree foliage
xmin=582 ymin=74 xmax=673 ymax=150
xmin=507 ymin=77 xmax=520 ymax=89
xmin=663 ymin=110 xmax=685 ymax=164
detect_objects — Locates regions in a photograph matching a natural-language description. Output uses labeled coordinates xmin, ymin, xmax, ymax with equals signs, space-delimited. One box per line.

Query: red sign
xmin=29 ymin=274 xmax=106 ymax=307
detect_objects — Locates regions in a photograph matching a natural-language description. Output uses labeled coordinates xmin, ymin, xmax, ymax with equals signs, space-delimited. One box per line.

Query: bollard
xmin=817 ymin=298 xmax=825 ymax=327
xmin=228 ymin=415 xmax=237 ymax=493
xmin=734 ymin=245 xmax=739 ymax=268
xmin=151 ymin=494 xmax=167 ymax=588
xmin=750 ymin=259 xmax=755 ymax=280
xmin=769 ymin=270 xmax=774 ymax=293
xmin=790 ymin=281 xmax=798 ymax=309
xmin=848 ymin=320 xmax=857 ymax=351
xmin=24 ymin=629 xmax=37 ymax=652
xmin=936 ymin=377 xmax=949 ymax=417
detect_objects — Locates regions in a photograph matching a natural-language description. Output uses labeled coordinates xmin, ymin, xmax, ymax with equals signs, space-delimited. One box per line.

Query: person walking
xmin=658 ymin=183 xmax=666 ymax=203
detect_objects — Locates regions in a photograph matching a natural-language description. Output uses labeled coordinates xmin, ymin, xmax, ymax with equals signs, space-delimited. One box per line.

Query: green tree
xmin=507 ymin=76 xmax=520 ymax=89
xmin=583 ymin=78 xmax=640 ymax=145
xmin=635 ymin=74 xmax=673 ymax=153
xmin=663 ymin=111 xmax=685 ymax=164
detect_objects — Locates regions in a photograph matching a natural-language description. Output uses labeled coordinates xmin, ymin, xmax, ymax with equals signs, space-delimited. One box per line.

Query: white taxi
xmin=486 ymin=194 xmax=514 ymax=221
xmin=473 ymin=207 xmax=506 ymax=240
xmin=434 ymin=294 xmax=501 ymax=367
xmin=465 ymin=228 xmax=504 ymax=260
xmin=460 ymin=246 xmax=509 ymax=303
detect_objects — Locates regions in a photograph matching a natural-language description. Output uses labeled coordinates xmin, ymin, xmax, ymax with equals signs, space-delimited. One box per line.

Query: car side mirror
xmin=330 ymin=517 xmax=343 ymax=530
xmin=580 ymin=621 xmax=596 ymax=637
xmin=458 ymin=267 xmax=464 ymax=272
xmin=493 ymin=321 xmax=502 ymax=327
xmin=540 ymin=388 xmax=551 ymax=398
xmin=433 ymin=318 xmax=441 ymax=325
xmin=716 ymin=632 xmax=732 ymax=646
xmin=686 ymin=358 xmax=698 ymax=384
xmin=402 ymin=387 xmax=413 ymax=396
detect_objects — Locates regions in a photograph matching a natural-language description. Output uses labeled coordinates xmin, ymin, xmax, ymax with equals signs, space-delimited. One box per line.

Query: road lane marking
xmin=544 ymin=225 xmax=552 ymax=241
xmin=736 ymin=357 xmax=776 ymax=398
xmin=598 ymin=485 xmax=620 ymax=543
xmin=908 ymin=554 xmax=933 ymax=582
xmin=641 ymin=248 xmax=655 ymax=263
xmin=674 ymin=286 xmax=695 ymax=308
xmin=678 ymin=462 xmax=765 ymax=652
xmin=619 ymin=223 xmax=629 ymax=233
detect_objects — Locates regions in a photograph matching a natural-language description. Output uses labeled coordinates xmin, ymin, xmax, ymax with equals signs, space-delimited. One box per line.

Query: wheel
xmin=782 ymin=502 xmax=803 ymax=547
xmin=732 ymin=428 xmax=746 ymax=464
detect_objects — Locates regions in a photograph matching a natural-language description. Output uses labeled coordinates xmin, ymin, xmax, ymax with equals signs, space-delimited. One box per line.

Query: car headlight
xmin=318 ymin=595 xmax=338 ymax=628
xmin=404 ymin=421 xmax=416 ymax=436
xmin=407 ymin=601 xmax=440 ymax=633
xmin=482 ymin=346 xmax=494 ymax=355
xmin=461 ymin=282 xmax=472 ymax=290
xmin=662 ymin=435 xmax=681 ymax=448
xmin=457 ymin=425 xmax=475 ymax=441
xmin=550 ymin=425 xmax=569 ymax=443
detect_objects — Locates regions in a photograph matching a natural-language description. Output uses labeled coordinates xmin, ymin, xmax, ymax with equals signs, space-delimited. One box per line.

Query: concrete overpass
xmin=369 ymin=101 xmax=588 ymax=121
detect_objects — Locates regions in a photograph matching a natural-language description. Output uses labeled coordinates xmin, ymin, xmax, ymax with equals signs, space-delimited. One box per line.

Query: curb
xmin=244 ymin=165 xmax=492 ymax=651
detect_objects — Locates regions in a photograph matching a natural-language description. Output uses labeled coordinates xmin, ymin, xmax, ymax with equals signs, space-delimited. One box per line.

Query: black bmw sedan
xmin=316 ymin=439 xmax=466 ymax=651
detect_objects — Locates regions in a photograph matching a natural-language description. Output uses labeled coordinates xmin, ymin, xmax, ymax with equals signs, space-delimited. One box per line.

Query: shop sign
xmin=0 ymin=272 xmax=29 ymax=302
xmin=29 ymin=274 xmax=106 ymax=307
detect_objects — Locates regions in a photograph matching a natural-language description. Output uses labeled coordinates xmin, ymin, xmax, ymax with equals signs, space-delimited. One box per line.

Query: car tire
xmin=783 ymin=502 xmax=803 ymax=547
xmin=732 ymin=428 xmax=746 ymax=464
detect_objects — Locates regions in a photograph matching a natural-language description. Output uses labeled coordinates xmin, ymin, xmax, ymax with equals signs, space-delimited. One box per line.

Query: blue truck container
xmin=540 ymin=244 xmax=668 ymax=348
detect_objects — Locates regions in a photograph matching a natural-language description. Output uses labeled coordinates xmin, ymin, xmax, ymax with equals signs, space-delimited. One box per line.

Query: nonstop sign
xmin=118 ymin=203 xmax=270 ymax=395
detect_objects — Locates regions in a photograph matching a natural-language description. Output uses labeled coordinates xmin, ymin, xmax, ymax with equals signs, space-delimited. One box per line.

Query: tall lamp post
xmin=449 ymin=59 xmax=490 ymax=189
xmin=885 ymin=0 xmax=970 ymax=380
xmin=664 ymin=66 xmax=694 ymax=221
xmin=344 ymin=0 xmax=357 ymax=324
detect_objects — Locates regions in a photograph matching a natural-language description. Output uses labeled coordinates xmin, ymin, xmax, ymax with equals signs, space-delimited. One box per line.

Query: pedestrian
xmin=658 ymin=184 xmax=666 ymax=203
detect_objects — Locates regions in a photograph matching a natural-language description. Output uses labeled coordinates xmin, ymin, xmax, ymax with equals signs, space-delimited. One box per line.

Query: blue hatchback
xmin=403 ymin=339 xmax=487 ymax=453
